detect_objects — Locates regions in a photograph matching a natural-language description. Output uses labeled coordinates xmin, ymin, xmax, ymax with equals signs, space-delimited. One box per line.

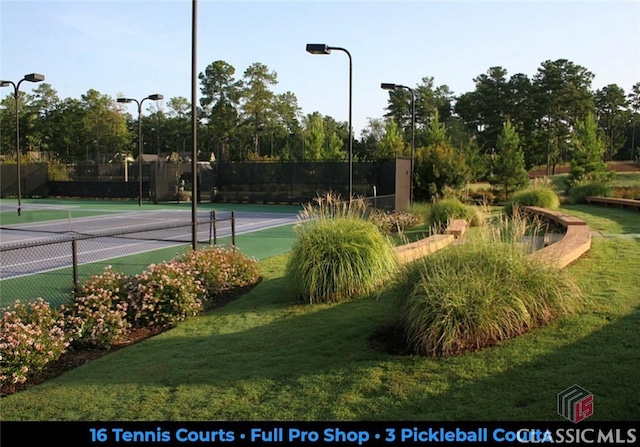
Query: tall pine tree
xmin=567 ymin=112 xmax=607 ymax=187
xmin=490 ymin=120 xmax=528 ymax=200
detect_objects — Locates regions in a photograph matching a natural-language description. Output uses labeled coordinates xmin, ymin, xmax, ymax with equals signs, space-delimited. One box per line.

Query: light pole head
xmin=148 ymin=94 xmax=163 ymax=101
xmin=117 ymin=97 xmax=133 ymax=104
xmin=24 ymin=73 xmax=45 ymax=83
xmin=306 ymin=43 xmax=331 ymax=55
xmin=0 ymin=81 xmax=11 ymax=87
xmin=381 ymin=83 xmax=397 ymax=90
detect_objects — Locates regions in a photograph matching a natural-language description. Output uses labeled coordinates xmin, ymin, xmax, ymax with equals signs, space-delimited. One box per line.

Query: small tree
xmin=413 ymin=111 xmax=470 ymax=200
xmin=323 ymin=131 xmax=347 ymax=161
xmin=378 ymin=119 xmax=406 ymax=159
xmin=567 ymin=112 xmax=608 ymax=187
xmin=424 ymin=110 xmax=448 ymax=147
xmin=415 ymin=141 xmax=470 ymax=200
xmin=303 ymin=112 xmax=325 ymax=161
xmin=490 ymin=120 xmax=528 ymax=200
xmin=462 ymin=139 xmax=488 ymax=182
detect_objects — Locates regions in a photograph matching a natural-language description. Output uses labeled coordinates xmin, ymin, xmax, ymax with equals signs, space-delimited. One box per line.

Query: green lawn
xmin=1 ymin=205 xmax=639 ymax=421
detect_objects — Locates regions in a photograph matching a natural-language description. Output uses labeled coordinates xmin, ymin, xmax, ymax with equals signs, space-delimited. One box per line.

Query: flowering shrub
xmin=63 ymin=266 xmax=131 ymax=349
xmin=1 ymin=249 xmax=262 ymax=393
xmin=127 ymin=261 xmax=206 ymax=328
xmin=369 ymin=210 xmax=420 ymax=235
xmin=77 ymin=265 xmax=129 ymax=300
xmin=181 ymin=247 xmax=260 ymax=305
xmin=0 ymin=299 xmax=70 ymax=387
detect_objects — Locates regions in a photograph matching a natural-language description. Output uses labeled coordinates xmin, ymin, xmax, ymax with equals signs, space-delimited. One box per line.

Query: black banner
xmin=1 ymin=421 xmax=638 ymax=446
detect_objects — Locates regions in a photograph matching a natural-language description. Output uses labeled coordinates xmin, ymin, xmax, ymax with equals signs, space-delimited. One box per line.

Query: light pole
xmin=1 ymin=73 xmax=45 ymax=215
xmin=191 ymin=0 xmax=198 ymax=250
xmin=117 ymin=94 xmax=163 ymax=206
xmin=381 ymin=83 xmax=415 ymax=205
xmin=306 ymin=43 xmax=353 ymax=200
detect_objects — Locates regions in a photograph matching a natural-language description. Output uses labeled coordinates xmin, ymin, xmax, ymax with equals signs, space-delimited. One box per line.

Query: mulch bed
xmin=0 ymin=326 xmax=163 ymax=397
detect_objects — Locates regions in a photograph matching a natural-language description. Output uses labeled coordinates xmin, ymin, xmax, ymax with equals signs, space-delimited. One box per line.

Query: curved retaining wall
xmin=395 ymin=211 xmax=591 ymax=269
xmin=585 ymin=196 xmax=640 ymax=211
xmin=523 ymin=206 xmax=592 ymax=269
xmin=395 ymin=219 xmax=465 ymax=264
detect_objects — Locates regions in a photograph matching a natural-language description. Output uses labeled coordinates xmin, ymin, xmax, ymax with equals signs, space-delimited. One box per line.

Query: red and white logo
xmin=558 ymin=384 xmax=594 ymax=423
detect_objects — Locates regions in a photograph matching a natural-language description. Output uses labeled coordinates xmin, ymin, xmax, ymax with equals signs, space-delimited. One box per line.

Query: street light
xmin=381 ymin=82 xmax=415 ymax=205
xmin=306 ymin=43 xmax=353 ymax=200
xmin=1 ymin=73 xmax=45 ymax=215
xmin=117 ymin=94 xmax=163 ymax=206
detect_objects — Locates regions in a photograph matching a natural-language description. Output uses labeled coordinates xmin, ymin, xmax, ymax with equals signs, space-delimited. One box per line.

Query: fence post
xmin=72 ymin=239 xmax=79 ymax=293
xmin=231 ymin=211 xmax=236 ymax=247
xmin=373 ymin=185 xmax=378 ymax=210
xmin=214 ymin=210 xmax=218 ymax=245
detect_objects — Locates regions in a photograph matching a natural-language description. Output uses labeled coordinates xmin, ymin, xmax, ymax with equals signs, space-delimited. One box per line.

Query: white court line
xmin=4 ymin=239 xmax=167 ymax=269
xmin=1 ymin=210 xmax=198 ymax=230
xmin=1 ymin=217 xmax=298 ymax=280
xmin=0 ymin=212 xmax=217 ymax=245
xmin=1 ymin=242 xmax=188 ymax=280
xmin=2 ymin=215 xmax=295 ymax=243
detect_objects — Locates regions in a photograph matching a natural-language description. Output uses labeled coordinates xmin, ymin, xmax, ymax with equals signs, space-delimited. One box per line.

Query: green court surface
xmin=0 ymin=197 xmax=302 ymax=226
xmin=0 ymin=198 xmax=301 ymax=309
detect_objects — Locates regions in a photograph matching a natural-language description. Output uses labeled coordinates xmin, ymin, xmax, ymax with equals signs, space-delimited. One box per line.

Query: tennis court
xmin=0 ymin=198 xmax=302 ymax=307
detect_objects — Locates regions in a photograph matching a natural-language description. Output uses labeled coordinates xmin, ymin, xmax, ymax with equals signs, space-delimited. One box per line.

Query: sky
xmin=1 ymin=0 xmax=639 ymax=137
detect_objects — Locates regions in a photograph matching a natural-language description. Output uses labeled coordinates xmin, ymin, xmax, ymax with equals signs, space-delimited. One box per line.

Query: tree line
xmin=1 ymin=58 xmax=638 ymax=177
xmin=0 ymin=61 xmax=349 ymax=164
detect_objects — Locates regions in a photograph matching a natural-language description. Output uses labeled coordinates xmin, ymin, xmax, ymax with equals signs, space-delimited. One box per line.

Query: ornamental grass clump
xmin=0 ymin=298 xmax=70 ymax=388
xmin=298 ymin=191 xmax=369 ymax=221
xmin=285 ymin=217 xmax=399 ymax=304
xmin=393 ymin=231 xmax=582 ymax=357
xmin=427 ymin=198 xmax=473 ymax=231
xmin=568 ymin=181 xmax=612 ymax=204
xmin=63 ymin=266 xmax=131 ymax=349
xmin=127 ymin=260 xmax=206 ymax=328
xmin=484 ymin=208 xmax=547 ymax=251
xmin=505 ymin=184 xmax=560 ymax=215
xmin=181 ymin=247 xmax=260 ymax=306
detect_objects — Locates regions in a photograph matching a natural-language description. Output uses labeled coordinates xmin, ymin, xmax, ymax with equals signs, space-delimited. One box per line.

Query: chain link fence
xmin=0 ymin=212 xmax=236 ymax=309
